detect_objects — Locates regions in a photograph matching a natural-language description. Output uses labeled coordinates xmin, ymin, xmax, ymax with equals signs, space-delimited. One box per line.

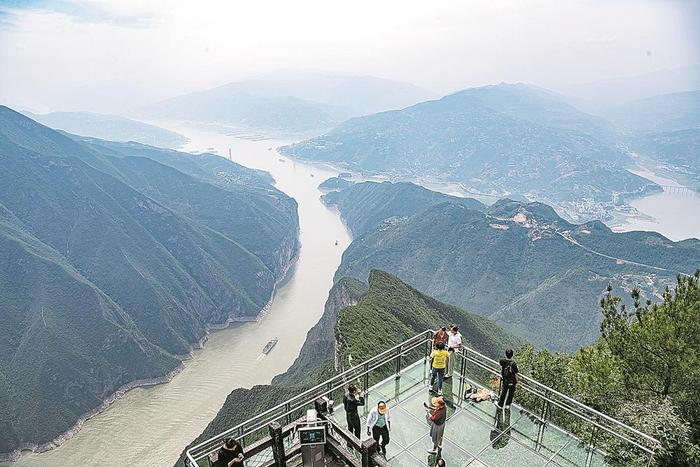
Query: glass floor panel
xmin=336 ymin=364 xmax=610 ymax=466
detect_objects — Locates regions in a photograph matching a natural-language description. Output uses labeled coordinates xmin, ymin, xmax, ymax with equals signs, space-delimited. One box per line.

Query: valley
xmin=0 ymin=126 xmax=350 ymax=466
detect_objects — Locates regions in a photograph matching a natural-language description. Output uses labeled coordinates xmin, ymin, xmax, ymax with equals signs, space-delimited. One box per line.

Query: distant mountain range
xmin=137 ymin=71 xmax=435 ymax=136
xmin=555 ymin=64 xmax=700 ymax=111
xmin=282 ymin=83 xmax=661 ymax=221
xmin=605 ymin=90 xmax=700 ymax=134
xmin=324 ymin=181 xmax=700 ymax=351
xmin=21 ymin=110 xmax=188 ymax=148
xmin=175 ymin=269 xmax=523 ymax=466
xmin=0 ymin=106 xmax=299 ymax=458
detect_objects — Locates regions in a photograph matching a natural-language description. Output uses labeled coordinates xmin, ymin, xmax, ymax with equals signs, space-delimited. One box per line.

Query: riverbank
xmin=608 ymin=164 xmax=700 ymax=241
xmin=2 ymin=127 xmax=351 ymax=467
xmin=1 ymin=232 xmax=300 ymax=463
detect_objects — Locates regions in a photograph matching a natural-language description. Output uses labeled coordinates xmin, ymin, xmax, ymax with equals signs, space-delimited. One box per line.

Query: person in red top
xmin=433 ymin=326 xmax=449 ymax=348
xmin=425 ymin=396 xmax=447 ymax=454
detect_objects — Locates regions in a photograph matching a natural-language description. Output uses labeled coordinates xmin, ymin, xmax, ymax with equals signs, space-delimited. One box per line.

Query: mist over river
xmin=3 ymin=126 xmax=351 ymax=467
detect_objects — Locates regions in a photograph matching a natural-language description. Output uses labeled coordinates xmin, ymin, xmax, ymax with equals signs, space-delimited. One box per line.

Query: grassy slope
xmin=175 ymin=271 xmax=522 ymax=466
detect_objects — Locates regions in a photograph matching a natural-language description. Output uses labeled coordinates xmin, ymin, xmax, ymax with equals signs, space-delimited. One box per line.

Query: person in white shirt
xmin=445 ymin=325 xmax=463 ymax=379
xmin=366 ymin=401 xmax=391 ymax=455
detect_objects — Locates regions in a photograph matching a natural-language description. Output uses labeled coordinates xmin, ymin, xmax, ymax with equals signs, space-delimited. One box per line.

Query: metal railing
xmin=450 ymin=340 xmax=661 ymax=466
xmin=185 ymin=330 xmax=660 ymax=467
xmin=185 ymin=332 xmax=428 ymax=466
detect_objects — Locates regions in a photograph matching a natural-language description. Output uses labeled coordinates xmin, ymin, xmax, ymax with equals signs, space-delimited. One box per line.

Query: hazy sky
xmin=1 ymin=0 xmax=698 ymax=113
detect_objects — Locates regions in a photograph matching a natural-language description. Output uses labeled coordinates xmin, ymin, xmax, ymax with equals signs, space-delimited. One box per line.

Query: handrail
xmin=452 ymin=343 xmax=660 ymax=451
xmin=185 ymin=329 xmax=660 ymax=466
xmin=186 ymin=331 xmax=431 ymax=464
xmin=455 ymin=349 xmax=658 ymax=455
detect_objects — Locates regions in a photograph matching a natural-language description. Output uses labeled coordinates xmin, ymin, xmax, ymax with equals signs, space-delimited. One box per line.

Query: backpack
xmin=502 ymin=360 xmax=516 ymax=384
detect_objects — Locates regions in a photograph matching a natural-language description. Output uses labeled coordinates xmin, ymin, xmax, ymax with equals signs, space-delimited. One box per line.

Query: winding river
xmin=4 ymin=126 xmax=351 ymax=467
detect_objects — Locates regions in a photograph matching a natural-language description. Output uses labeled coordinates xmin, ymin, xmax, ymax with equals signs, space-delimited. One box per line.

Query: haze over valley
xmin=0 ymin=1 xmax=699 ymax=466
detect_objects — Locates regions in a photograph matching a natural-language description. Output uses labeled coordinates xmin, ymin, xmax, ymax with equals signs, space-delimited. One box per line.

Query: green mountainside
xmin=323 ymin=181 xmax=483 ymax=236
xmin=0 ymin=106 xmax=299 ymax=457
xmin=175 ymin=270 xmax=523 ymax=466
xmin=281 ymin=83 xmax=659 ymax=221
xmin=21 ymin=110 xmax=188 ymax=148
xmin=325 ymin=182 xmax=700 ymax=351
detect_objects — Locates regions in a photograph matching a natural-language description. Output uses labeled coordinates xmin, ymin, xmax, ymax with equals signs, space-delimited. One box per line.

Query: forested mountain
xmin=21 ymin=110 xmax=188 ymax=148
xmin=281 ymin=83 xmax=659 ymax=221
xmin=606 ymin=90 xmax=700 ymax=134
xmin=325 ymin=181 xmax=700 ymax=351
xmin=137 ymin=71 xmax=435 ymax=135
xmin=323 ymin=181 xmax=483 ymax=236
xmin=318 ymin=176 xmax=354 ymax=192
xmin=176 ymin=270 xmax=523 ymax=466
xmin=0 ymin=106 xmax=299 ymax=458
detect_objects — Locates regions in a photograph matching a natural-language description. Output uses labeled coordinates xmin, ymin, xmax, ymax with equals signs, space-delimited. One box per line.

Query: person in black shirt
xmin=497 ymin=349 xmax=519 ymax=409
xmin=342 ymin=384 xmax=365 ymax=438
xmin=214 ymin=437 xmax=244 ymax=467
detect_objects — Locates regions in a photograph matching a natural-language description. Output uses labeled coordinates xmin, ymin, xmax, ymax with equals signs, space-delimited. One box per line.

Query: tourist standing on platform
xmin=445 ymin=325 xmax=462 ymax=379
xmin=429 ymin=343 xmax=449 ymax=395
xmin=213 ymin=438 xmax=245 ymax=467
xmin=497 ymin=349 xmax=520 ymax=409
xmin=367 ymin=401 xmax=391 ymax=455
xmin=426 ymin=396 xmax=447 ymax=454
xmin=433 ymin=326 xmax=449 ymax=348
xmin=343 ymin=384 xmax=365 ymax=439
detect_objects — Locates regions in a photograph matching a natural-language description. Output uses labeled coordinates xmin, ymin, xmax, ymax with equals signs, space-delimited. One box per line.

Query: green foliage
xmin=515 ymin=272 xmax=700 ymax=466
xmin=609 ymin=399 xmax=700 ymax=467
xmin=0 ymin=106 xmax=299 ymax=455
xmin=337 ymin=270 xmax=525 ymax=365
xmin=601 ymin=271 xmax=700 ymax=440
xmin=328 ymin=182 xmax=700 ymax=351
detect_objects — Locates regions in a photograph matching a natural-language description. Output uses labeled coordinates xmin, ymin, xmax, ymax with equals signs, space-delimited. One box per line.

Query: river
xmin=4 ymin=126 xmax=351 ymax=467
xmin=609 ymin=165 xmax=700 ymax=241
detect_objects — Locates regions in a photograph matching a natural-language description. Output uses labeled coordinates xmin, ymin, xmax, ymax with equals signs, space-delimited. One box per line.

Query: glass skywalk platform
xmin=185 ymin=331 xmax=659 ymax=467
xmin=329 ymin=359 xmax=606 ymax=467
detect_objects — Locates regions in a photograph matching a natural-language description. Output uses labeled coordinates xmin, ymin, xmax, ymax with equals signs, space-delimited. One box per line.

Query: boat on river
xmin=262 ymin=337 xmax=279 ymax=355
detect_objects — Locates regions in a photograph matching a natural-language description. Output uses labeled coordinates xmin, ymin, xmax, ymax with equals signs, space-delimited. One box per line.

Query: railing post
xmin=269 ymin=421 xmax=287 ymax=467
xmin=237 ymin=426 xmax=245 ymax=447
xmin=536 ymin=389 xmax=550 ymax=451
xmin=361 ymin=438 xmax=377 ymax=467
xmin=284 ymin=402 xmax=292 ymax=426
xmin=363 ymin=362 xmax=370 ymax=393
xmin=585 ymin=417 xmax=600 ymax=467
xmin=395 ymin=345 xmax=402 ymax=379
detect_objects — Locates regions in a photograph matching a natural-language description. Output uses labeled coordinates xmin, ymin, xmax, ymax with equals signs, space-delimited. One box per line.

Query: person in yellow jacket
xmin=429 ymin=342 xmax=449 ymax=395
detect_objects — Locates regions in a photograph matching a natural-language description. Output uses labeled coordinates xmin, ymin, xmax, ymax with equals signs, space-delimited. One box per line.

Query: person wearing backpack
xmin=497 ymin=349 xmax=519 ymax=409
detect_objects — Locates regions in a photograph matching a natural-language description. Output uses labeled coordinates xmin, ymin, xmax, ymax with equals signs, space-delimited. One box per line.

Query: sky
xmin=0 ymin=0 xmax=698 ymax=113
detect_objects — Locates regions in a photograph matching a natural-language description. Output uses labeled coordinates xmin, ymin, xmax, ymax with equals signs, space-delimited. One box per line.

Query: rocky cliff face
xmin=272 ymin=277 xmax=367 ymax=385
